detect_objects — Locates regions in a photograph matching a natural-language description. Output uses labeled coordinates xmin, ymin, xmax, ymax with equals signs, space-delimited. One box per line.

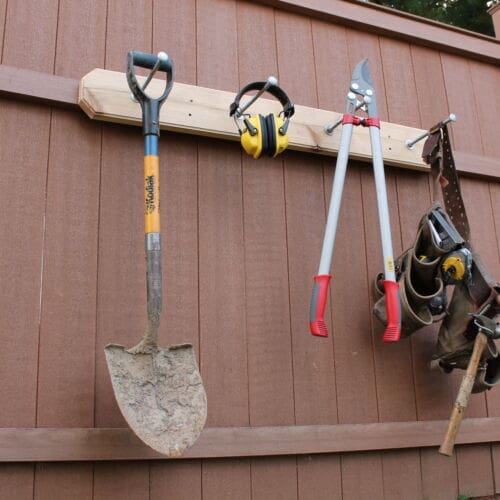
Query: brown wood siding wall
xmin=0 ymin=0 xmax=499 ymax=499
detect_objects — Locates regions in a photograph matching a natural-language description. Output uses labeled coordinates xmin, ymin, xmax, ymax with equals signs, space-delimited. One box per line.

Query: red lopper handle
xmin=309 ymin=275 xmax=331 ymax=337
xmin=382 ymin=280 xmax=402 ymax=342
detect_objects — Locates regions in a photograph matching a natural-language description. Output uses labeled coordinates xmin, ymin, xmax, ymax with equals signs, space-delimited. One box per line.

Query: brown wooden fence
xmin=1 ymin=0 xmax=500 ymax=498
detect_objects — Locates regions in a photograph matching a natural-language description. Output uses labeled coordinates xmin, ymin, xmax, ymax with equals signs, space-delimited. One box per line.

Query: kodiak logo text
xmin=145 ymin=175 xmax=156 ymax=213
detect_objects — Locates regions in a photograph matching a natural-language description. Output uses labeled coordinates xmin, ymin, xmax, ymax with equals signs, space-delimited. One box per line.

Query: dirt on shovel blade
xmin=104 ymin=343 xmax=207 ymax=457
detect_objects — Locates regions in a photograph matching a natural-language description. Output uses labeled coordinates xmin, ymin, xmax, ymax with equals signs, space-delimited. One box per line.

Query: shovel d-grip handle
xmin=130 ymin=51 xmax=173 ymax=72
xmin=127 ymin=51 xmax=174 ymax=137
xmin=381 ymin=280 xmax=401 ymax=342
xmin=310 ymin=275 xmax=332 ymax=337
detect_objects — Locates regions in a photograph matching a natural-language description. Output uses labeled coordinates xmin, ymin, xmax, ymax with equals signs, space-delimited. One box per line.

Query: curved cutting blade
xmin=104 ymin=343 xmax=207 ymax=457
xmin=350 ymin=58 xmax=378 ymax=117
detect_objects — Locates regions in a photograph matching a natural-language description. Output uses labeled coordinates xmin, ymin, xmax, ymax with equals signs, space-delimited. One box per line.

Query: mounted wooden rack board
xmin=79 ymin=68 xmax=429 ymax=171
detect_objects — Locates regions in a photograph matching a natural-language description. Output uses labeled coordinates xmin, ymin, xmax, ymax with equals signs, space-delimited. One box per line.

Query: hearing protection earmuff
xmin=229 ymin=80 xmax=295 ymax=159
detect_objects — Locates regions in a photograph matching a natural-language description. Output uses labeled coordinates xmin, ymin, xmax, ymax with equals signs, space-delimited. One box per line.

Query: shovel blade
xmin=104 ymin=343 xmax=207 ymax=457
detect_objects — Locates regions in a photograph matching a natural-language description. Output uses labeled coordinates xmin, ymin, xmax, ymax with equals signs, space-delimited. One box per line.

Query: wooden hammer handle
xmin=439 ymin=332 xmax=488 ymax=456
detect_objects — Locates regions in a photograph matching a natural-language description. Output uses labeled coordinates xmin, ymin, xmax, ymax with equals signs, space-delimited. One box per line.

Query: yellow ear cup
xmin=273 ymin=115 xmax=289 ymax=157
xmin=240 ymin=115 xmax=264 ymax=159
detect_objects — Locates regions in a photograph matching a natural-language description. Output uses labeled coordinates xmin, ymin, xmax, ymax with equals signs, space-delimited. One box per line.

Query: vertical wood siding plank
xmin=236 ymin=1 xmax=279 ymax=83
xmin=276 ymin=7 xmax=338 ymax=499
xmin=196 ymin=0 xmax=247 ymax=426
xmin=460 ymin=177 xmax=500 ymax=417
xmin=284 ymin=154 xmax=338 ymax=423
xmin=275 ymin=10 xmax=317 ymax=108
xmin=467 ymin=54 xmax=500 ymax=493
xmin=34 ymin=110 xmax=100 ymax=499
xmin=328 ymin=165 xmax=379 ymax=425
xmin=342 ymin=32 xmax=391 ymax=420
xmin=311 ymin=20 xmax=350 ymax=114
xmin=337 ymin=29 xmax=390 ymax=499
xmin=282 ymin=17 xmax=350 ymax=498
xmin=38 ymin=0 xmax=106 ymax=427
xmin=196 ymin=1 xmax=251 ymax=497
xmin=54 ymin=0 xmax=106 ymax=79
xmin=0 ymin=0 xmax=6 ymax=61
xmin=410 ymin=43 xmax=456 ymax=420
xmin=0 ymin=464 xmax=34 ymax=500
xmin=384 ymin=37 xmax=481 ymax=499
xmin=297 ymin=455 xmax=342 ymax=500
xmin=33 ymin=2 xmax=107 ymax=497
xmin=105 ymin=0 xmax=153 ymax=72
xmin=380 ymin=38 xmax=421 ymax=128
xmin=411 ymin=46 xmax=450 ymax=127
xmin=150 ymin=1 xmax=201 ymax=492
xmin=469 ymin=61 xmax=500 ymax=158
xmin=382 ymin=450 xmax=423 ymax=500
xmin=95 ymin=125 xmax=145 ymax=428
xmin=372 ymin=36 xmax=423 ymax=498
xmin=148 ymin=134 xmax=202 ymax=498
xmin=0 ymin=102 xmax=49 ymax=426
xmin=440 ymin=53 xmax=483 ymax=155
xmin=93 ymin=462 xmax=150 ymax=500
xmin=356 ymin=39 xmax=414 ymax=416
xmin=2 ymin=0 xmax=58 ymax=73
xmin=298 ymin=20 xmax=351 ymax=496
xmin=237 ymin=0 xmax=294 ymax=430
xmin=95 ymin=1 xmax=152 ymax=497
xmin=456 ymin=444 xmax=495 ymax=498
xmin=494 ymin=443 xmax=500 ymax=495
xmin=1 ymin=2 xmax=57 ymax=496
xmin=341 ymin=452 xmax=384 ymax=500
xmin=196 ymin=0 xmax=238 ymax=92
xmin=453 ymin=177 xmax=499 ymax=497
xmin=420 ymin=451 xmax=458 ymax=500
xmin=284 ymin=152 xmax=341 ymax=495
xmin=241 ymin=150 xmax=296 ymax=427
xmin=153 ymin=0 xmax=197 ymax=85
xmin=309 ymin=19 xmax=387 ymax=500
xmin=251 ymin=457 xmax=299 ymax=500
xmin=37 ymin=0 xmax=103 ymax=431
xmin=276 ymin=10 xmax=339 ymax=428
xmin=415 ymin=46 xmax=495 ymax=498
xmin=150 ymin=460 xmax=202 ymax=500
xmin=201 ymin=459 xmax=251 ymax=500
xmin=197 ymin=138 xmax=248 ymax=425
xmin=380 ymin=450 xmax=423 ymax=500
xmin=489 ymin=181 xmax=500 ymax=492
xmin=34 ymin=463 xmax=93 ymax=500
xmin=411 ymin=43 xmax=461 ymax=497
xmin=35 ymin=107 xmax=102 ymax=406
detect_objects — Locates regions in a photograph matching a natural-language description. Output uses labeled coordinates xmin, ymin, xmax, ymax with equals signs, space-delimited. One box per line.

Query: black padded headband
xmin=229 ymin=81 xmax=295 ymax=118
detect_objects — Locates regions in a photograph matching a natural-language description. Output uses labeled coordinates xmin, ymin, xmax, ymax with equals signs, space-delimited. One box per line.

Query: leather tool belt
xmin=373 ymin=122 xmax=499 ymax=392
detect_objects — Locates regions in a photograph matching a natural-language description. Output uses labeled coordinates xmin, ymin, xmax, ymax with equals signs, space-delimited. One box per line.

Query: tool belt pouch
xmin=432 ymin=281 xmax=500 ymax=393
xmin=373 ymin=205 xmax=448 ymax=337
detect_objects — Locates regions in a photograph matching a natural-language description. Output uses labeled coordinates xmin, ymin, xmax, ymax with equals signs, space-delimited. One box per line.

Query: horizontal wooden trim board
xmin=1 ymin=65 xmax=499 ymax=179
xmin=80 ymin=68 xmax=429 ymax=171
xmin=255 ymin=0 xmax=500 ymax=65
xmin=0 ymin=64 xmax=78 ymax=108
xmin=2 ymin=418 xmax=500 ymax=462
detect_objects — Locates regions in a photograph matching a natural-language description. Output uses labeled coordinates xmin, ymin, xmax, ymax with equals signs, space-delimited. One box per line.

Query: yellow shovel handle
xmin=144 ymin=155 xmax=160 ymax=234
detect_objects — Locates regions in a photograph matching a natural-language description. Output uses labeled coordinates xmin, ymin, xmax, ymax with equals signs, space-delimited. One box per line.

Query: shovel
xmin=104 ymin=51 xmax=207 ymax=457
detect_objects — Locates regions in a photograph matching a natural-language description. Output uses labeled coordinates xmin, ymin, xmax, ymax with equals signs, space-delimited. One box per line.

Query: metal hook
xmin=324 ymin=94 xmax=365 ymax=135
xmin=131 ymin=51 xmax=169 ymax=102
xmin=234 ymin=76 xmax=278 ymax=117
xmin=405 ymin=113 xmax=457 ymax=150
